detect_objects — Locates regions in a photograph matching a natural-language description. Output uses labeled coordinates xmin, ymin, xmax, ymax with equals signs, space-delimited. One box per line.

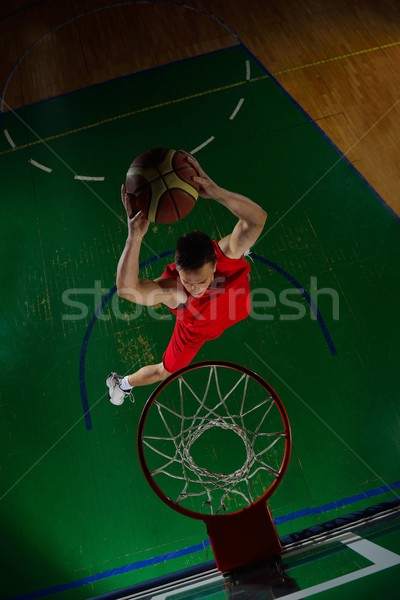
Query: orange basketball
xmin=125 ymin=148 xmax=200 ymax=223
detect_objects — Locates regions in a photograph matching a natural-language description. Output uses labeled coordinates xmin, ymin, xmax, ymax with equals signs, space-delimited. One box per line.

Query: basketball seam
xmin=154 ymin=160 xmax=177 ymax=222
xmin=169 ymin=188 xmax=183 ymax=221
xmin=171 ymin=181 xmax=198 ymax=200
xmin=128 ymin=149 xmax=197 ymax=223
xmin=156 ymin=172 xmax=181 ymax=222
xmin=158 ymin=151 xmax=183 ymax=222
xmin=167 ymin=164 xmax=199 ymax=200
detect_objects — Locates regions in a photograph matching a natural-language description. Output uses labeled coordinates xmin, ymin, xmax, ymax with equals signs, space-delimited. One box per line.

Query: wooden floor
xmin=1 ymin=0 xmax=399 ymax=214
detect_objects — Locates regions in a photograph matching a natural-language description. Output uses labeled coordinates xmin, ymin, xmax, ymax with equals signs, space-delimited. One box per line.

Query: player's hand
xmin=182 ymin=152 xmax=220 ymax=199
xmin=129 ymin=210 xmax=150 ymax=237
xmin=121 ymin=184 xmax=150 ymax=236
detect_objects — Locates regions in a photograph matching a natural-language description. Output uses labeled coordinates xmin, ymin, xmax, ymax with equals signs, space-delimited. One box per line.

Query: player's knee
xmin=157 ymin=363 xmax=171 ymax=381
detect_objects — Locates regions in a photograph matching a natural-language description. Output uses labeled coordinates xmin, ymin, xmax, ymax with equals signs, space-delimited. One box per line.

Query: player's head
xmin=175 ymin=231 xmax=217 ymax=298
xmin=175 ymin=231 xmax=216 ymax=270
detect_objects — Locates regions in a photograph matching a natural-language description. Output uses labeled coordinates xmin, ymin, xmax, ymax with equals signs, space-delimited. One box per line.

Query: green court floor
xmin=1 ymin=45 xmax=399 ymax=600
xmin=113 ymin=510 xmax=400 ymax=599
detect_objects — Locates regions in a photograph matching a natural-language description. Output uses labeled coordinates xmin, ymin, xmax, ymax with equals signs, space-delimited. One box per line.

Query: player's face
xmin=178 ymin=262 xmax=216 ymax=298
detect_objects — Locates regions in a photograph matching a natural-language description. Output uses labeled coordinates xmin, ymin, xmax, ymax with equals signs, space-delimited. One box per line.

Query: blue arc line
xmin=79 ymin=286 xmax=117 ymax=430
xmin=79 ymin=250 xmax=336 ymax=430
xmin=5 ymin=542 xmax=211 ymax=600
xmin=7 ymin=481 xmax=400 ymax=600
xmin=79 ymin=250 xmax=175 ymax=430
xmin=251 ymin=253 xmax=337 ymax=356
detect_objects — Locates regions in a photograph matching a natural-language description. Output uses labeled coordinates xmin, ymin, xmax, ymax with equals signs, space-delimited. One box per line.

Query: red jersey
xmin=160 ymin=241 xmax=251 ymax=372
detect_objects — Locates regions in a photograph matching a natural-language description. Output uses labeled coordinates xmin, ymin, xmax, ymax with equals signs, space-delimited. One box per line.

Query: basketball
xmin=125 ymin=148 xmax=200 ymax=223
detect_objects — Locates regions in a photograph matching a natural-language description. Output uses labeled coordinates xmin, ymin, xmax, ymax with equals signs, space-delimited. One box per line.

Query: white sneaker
xmin=106 ymin=372 xmax=133 ymax=406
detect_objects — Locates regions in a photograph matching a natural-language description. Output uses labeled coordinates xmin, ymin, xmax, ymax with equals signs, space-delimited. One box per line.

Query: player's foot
xmin=106 ymin=372 xmax=133 ymax=406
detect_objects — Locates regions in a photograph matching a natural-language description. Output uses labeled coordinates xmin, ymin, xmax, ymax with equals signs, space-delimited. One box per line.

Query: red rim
xmin=137 ymin=360 xmax=292 ymax=523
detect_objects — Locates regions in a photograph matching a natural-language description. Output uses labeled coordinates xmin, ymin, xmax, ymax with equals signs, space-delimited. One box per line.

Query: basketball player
xmin=107 ymin=153 xmax=267 ymax=405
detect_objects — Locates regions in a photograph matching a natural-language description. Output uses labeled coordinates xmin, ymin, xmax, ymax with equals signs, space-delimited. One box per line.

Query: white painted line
xmin=246 ymin=60 xmax=251 ymax=81
xmin=143 ymin=534 xmax=400 ymax=600
xmin=151 ymin=573 xmax=223 ymax=600
xmin=344 ymin=534 xmax=400 ymax=567
xmin=3 ymin=129 xmax=16 ymax=148
xmin=229 ymin=98 xmax=244 ymax=120
xmin=74 ymin=175 xmax=105 ymax=181
xmin=280 ymin=565 xmax=395 ymax=599
xmin=190 ymin=136 xmax=215 ymax=155
xmin=28 ymin=158 xmax=52 ymax=173
xmin=277 ymin=535 xmax=400 ymax=599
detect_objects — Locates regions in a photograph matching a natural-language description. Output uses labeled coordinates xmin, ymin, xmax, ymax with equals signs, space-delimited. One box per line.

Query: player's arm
xmin=116 ymin=186 xmax=183 ymax=308
xmin=184 ymin=154 xmax=267 ymax=259
xmin=211 ymin=188 xmax=266 ymax=259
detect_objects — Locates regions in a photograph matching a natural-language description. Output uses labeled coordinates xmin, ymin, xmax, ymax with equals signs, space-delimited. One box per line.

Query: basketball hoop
xmin=137 ymin=361 xmax=292 ymax=573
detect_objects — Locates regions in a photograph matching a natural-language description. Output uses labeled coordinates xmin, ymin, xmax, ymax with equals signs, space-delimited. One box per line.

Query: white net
xmin=141 ymin=365 xmax=288 ymax=515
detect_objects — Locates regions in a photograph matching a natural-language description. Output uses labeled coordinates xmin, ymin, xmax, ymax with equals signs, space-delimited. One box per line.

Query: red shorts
xmin=162 ymin=321 xmax=223 ymax=373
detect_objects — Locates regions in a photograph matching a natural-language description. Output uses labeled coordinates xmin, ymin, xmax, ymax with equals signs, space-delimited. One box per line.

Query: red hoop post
xmin=137 ymin=361 xmax=292 ymax=573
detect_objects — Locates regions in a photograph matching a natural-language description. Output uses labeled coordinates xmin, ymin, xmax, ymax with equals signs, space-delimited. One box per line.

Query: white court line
xmin=344 ymin=534 xmax=400 ymax=567
xmin=190 ymin=136 xmax=215 ymax=154
xmin=74 ymin=175 xmax=105 ymax=181
xmin=245 ymin=59 xmax=251 ymax=81
xmin=28 ymin=158 xmax=52 ymax=173
xmin=151 ymin=573 xmax=223 ymax=600
xmin=279 ymin=535 xmax=400 ymax=599
xmin=3 ymin=128 xmax=15 ymax=148
xmin=149 ymin=534 xmax=400 ymax=599
xmin=229 ymin=98 xmax=244 ymax=120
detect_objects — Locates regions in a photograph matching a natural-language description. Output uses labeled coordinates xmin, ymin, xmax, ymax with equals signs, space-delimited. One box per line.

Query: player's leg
xmin=106 ymin=362 xmax=170 ymax=406
xmin=127 ymin=362 xmax=170 ymax=386
xmin=107 ymin=322 xmax=207 ymax=406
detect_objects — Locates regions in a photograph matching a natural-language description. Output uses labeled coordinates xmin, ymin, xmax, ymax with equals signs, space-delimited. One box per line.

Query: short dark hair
xmin=175 ymin=231 xmax=216 ymax=271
